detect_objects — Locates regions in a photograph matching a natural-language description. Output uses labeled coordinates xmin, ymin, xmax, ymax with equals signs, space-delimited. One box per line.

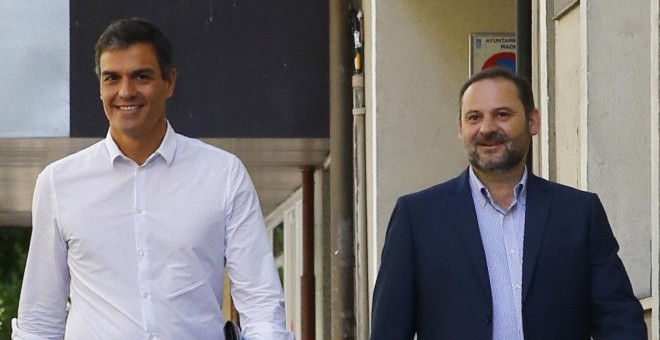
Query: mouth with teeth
xmin=115 ymin=104 xmax=144 ymax=114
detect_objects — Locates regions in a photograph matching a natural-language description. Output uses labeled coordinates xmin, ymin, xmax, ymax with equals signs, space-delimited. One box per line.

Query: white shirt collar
xmin=104 ymin=121 xmax=177 ymax=166
xmin=468 ymin=165 xmax=528 ymax=208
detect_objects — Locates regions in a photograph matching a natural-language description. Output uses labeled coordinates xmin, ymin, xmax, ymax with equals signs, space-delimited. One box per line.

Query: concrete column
xmin=582 ymin=0 xmax=652 ymax=299
xmin=535 ymin=0 xmax=556 ymax=180
xmin=329 ymin=0 xmax=356 ymax=338
xmin=650 ymin=0 xmax=660 ymax=336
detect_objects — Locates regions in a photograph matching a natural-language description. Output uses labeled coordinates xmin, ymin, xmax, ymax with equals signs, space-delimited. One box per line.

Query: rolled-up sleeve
xmin=13 ymin=168 xmax=70 ymax=339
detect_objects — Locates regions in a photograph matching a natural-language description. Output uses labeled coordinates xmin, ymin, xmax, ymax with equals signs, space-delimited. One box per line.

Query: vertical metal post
xmin=300 ymin=166 xmax=316 ymax=340
xmin=329 ymin=0 xmax=356 ymax=338
xmin=352 ymin=72 xmax=368 ymax=340
xmin=350 ymin=8 xmax=369 ymax=339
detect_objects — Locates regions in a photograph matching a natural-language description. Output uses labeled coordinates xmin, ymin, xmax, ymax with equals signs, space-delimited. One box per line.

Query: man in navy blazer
xmin=370 ymin=68 xmax=646 ymax=339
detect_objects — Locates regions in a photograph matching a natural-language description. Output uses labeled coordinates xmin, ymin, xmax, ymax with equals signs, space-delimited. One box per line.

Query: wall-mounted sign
xmin=469 ymin=33 xmax=516 ymax=76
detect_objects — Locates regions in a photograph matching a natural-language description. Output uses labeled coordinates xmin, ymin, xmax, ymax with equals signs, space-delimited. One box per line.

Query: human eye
xmin=102 ymin=74 xmax=118 ymax=83
xmin=137 ymin=73 xmax=152 ymax=81
xmin=496 ymin=110 xmax=511 ymax=119
xmin=465 ymin=113 xmax=481 ymax=123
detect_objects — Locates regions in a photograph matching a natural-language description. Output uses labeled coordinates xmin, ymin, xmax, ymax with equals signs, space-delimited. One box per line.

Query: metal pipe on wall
xmin=351 ymin=8 xmax=369 ymax=340
xmin=300 ymin=166 xmax=316 ymax=340
xmin=352 ymin=72 xmax=368 ymax=340
xmin=329 ymin=0 xmax=356 ymax=338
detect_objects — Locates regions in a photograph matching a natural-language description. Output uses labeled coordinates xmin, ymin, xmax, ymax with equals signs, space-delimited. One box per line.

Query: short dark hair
xmin=95 ymin=18 xmax=174 ymax=79
xmin=459 ymin=67 xmax=535 ymax=117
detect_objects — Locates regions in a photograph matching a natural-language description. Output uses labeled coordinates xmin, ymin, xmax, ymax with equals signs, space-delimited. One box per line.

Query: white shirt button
xmin=147 ymin=334 xmax=154 ymax=340
xmin=515 ymin=284 xmax=522 ymax=290
xmin=136 ymin=208 xmax=144 ymax=214
xmin=509 ymin=249 xmax=516 ymax=255
xmin=142 ymin=292 xmax=148 ymax=299
xmin=139 ymin=250 xmax=145 ymax=256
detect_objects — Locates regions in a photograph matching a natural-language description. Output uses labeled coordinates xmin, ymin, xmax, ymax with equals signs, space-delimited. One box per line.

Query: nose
xmin=478 ymin=115 xmax=497 ymax=135
xmin=118 ymin=79 xmax=137 ymax=99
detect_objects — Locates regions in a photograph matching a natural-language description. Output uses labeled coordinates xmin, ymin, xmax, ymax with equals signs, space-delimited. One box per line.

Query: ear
xmin=165 ymin=68 xmax=177 ymax=98
xmin=528 ymin=108 xmax=540 ymax=136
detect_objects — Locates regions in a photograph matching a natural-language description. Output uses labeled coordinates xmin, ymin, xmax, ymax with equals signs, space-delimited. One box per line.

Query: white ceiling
xmin=0 ymin=137 xmax=329 ymax=227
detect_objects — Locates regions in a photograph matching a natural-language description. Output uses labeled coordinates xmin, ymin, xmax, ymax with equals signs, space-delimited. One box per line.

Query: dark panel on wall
xmin=70 ymin=0 xmax=329 ymax=138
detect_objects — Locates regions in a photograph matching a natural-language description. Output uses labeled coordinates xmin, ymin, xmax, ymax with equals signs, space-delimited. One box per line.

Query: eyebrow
xmin=462 ymin=109 xmax=481 ymax=116
xmin=492 ymin=106 xmax=514 ymax=112
xmin=461 ymin=106 xmax=515 ymax=118
xmin=100 ymin=70 xmax=118 ymax=77
xmin=100 ymin=68 xmax=155 ymax=77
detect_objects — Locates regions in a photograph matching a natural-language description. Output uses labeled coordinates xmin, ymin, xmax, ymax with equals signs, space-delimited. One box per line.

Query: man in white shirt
xmin=12 ymin=18 xmax=293 ymax=340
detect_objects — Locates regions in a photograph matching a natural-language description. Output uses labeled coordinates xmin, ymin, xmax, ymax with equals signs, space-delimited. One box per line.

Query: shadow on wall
xmin=0 ymin=227 xmax=31 ymax=339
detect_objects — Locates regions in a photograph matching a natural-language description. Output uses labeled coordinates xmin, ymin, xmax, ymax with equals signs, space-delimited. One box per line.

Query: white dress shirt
xmin=13 ymin=123 xmax=293 ymax=340
xmin=469 ymin=166 xmax=527 ymax=340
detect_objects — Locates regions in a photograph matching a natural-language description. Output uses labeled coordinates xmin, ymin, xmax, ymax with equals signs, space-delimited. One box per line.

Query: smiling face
xmin=459 ymin=77 xmax=539 ymax=175
xmin=99 ymin=42 xmax=176 ymax=145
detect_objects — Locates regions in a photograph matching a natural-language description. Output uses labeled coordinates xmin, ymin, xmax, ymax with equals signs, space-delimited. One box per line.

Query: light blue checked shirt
xmin=469 ymin=166 xmax=527 ymax=340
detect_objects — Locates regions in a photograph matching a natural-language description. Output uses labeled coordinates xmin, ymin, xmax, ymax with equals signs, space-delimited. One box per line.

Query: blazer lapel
xmin=447 ymin=170 xmax=492 ymax=299
xmin=521 ymin=174 xmax=552 ymax=302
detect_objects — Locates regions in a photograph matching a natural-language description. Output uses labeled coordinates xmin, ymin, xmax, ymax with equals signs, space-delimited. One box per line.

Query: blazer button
xmin=486 ymin=314 xmax=492 ymax=324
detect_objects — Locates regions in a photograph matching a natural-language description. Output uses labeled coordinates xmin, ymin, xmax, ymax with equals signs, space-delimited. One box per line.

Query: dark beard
xmin=467 ymin=131 xmax=528 ymax=174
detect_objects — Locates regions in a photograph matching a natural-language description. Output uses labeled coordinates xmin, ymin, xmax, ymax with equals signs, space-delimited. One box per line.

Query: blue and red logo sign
xmin=482 ymin=52 xmax=516 ymax=73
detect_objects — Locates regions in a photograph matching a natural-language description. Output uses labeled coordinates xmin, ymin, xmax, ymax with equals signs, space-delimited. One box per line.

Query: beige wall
xmin=583 ymin=0 xmax=652 ymax=298
xmin=554 ymin=6 xmax=581 ymax=188
xmin=539 ymin=0 xmax=653 ymax=302
xmin=364 ymin=0 xmax=517 ymax=297
xmin=542 ymin=0 xmax=652 ymax=298
xmin=651 ymin=0 xmax=660 ymax=335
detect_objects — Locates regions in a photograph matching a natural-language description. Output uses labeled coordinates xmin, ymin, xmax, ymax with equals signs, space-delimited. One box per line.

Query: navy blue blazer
xmin=370 ymin=170 xmax=646 ymax=339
